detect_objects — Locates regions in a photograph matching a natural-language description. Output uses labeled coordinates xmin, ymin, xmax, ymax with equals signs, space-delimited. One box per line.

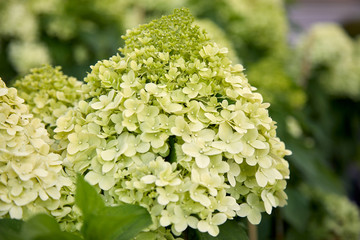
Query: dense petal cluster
xmin=54 ymin=9 xmax=290 ymax=237
xmin=0 ymin=79 xmax=78 ymax=230
xmin=14 ymin=65 xmax=83 ymax=138
xmin=295 ymin=23 xmax=360 ymax=100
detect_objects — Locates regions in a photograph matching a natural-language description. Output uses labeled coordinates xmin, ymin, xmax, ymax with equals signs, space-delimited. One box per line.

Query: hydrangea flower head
xmin=305 ymin=187 xmax=360 ymax=240
xmin=0 ymin=78 xmax=76 ymax=230
xmin=14 ymin=65 xmax=83 ymax=140
xmin=56 ymin=8 xmax=290 ymax=237
xmin=295 ymin=23 xmax=360 ymax=100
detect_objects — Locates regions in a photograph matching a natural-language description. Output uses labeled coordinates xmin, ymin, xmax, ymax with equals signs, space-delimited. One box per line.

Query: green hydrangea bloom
xmin=14 ymin=65 xmax=83 ymax=142
xmin=295 ymin=23 xmax=360 ymax=100
xmin=55 ymin=9 xmax=290 ymax=237
xmin=187 ymin=0 xmax=288 ymax=64
xmin=305 ymin=187 xmax=360 ymax=240
xmin=0 ymin=78 xmax=79 ymax=231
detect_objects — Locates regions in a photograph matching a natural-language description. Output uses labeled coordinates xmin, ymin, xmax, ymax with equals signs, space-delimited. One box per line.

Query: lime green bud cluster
xmin=14 ymin=65 xmax=83 ymax=138
xmin=0 ymin=79 xmax=78 ymax=230
xmin=55 ymin=9 xmax=290 ymax=236
xmin=295 ymin=23 xmax=360 ymax=100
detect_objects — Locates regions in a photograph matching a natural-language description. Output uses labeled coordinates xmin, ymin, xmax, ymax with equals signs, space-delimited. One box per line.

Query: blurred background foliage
xmin=1 ymin=0 xmax=360 ymax=239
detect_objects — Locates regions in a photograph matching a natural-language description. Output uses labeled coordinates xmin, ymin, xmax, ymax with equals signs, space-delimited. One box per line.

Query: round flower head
xmin=0 ymin=78 xmax=76 ymax=230
xmin=295 ymin=23 xmax=360 ymax=100
xmin=304 ymin=187 xmax=360 ymax=240
xmin=14 ymin=65 xmax=83 ymax=141
xmin=55 ymin=8 xmax=290 ymax=237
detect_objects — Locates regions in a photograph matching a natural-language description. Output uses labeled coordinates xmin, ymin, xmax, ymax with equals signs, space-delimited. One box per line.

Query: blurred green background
xmin=1 ymin=0 xmax=360 ymax=239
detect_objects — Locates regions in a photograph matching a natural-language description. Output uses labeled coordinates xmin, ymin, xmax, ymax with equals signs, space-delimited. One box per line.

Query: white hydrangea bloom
xmin=295 ymin=23 xmax=360 ymax=100
xmin=0 ymin=79 xmax=78 ymax=231
xmin=8 ymin=41 xmax=51 ymax=75
xmin=55 ymin=9 xmax=290 ymax=237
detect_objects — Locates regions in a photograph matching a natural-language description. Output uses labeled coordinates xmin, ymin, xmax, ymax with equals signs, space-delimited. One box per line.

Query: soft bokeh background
xmin=1 ymin=0 xmax=360 ymax=239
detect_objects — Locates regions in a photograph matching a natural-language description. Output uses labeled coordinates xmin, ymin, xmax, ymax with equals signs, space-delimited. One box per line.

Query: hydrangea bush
xmin=53 ymin=8 xmax=290 ymax=237
xmin=0 ymin=79 xmax=79 ymax=231
xmin=186 ymin=0 xmax=288 ymax=64
xmin=295 ymin=23 xmax=360 ymax=100
xmin=304 ymin=187 xmax=360 ymax=240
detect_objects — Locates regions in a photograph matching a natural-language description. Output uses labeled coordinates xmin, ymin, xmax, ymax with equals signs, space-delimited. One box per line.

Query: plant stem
xmin=248 ymin=221 xmax=258 ymax=240
xmin=275 ymin=209 xmax=284 ymax=240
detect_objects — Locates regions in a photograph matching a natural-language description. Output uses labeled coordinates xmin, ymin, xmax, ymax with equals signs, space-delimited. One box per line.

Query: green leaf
xmin=20 ymin=214 xmax=82 ymax=240
xmin=282 ymin=188 xmax=310 ymax=232
xmin=196 ymin=219 xmax=248 ymax=240
xmin=21 ymin=214 xmax=61 ymax=239
xmin=75 ymin=175 xmax=152 ymax=240
xmin=33 ymin=232 xmax=83 ymax=240
xmin=0 ymin=218 xmax=24 ymax=240
xmin=83 ymin=205 xmax=152 ymax=240
xmin=75 ymin=174 xmax=105 ymax=219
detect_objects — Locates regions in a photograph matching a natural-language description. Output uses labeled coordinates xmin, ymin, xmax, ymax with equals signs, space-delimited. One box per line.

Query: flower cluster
xmin=186 ymin=0 xmax=288 ymax=63
xmin=305 ymin=187 xmax=360 ymax=240
xmin=0 ymin=79 xmax=78 ymax=231
xmin=14 ymin=65 xmax=83 ymax=139
xmin=55 ymin=9 xmax=290 ymax=237
xmin=295 ymin=23 xmax=360 ymax=100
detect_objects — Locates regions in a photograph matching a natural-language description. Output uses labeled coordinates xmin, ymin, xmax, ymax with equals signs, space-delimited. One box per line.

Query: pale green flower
xmin=197 ymin=212 xmax=227 ymax=237
xmin=212 ymin=122 xmax=243 ymax=154
xmin=53 ymin=9 xmax=290 ymax=237
xmin=295 ymin=23 xmax=360 ymax=100
xmin=237 ymin=193 xmax=264 ymax=224
xmin=14 ymin=65 xmax=83 ymax=136
xmin=0 ymin=78 xmax=77 ymax=230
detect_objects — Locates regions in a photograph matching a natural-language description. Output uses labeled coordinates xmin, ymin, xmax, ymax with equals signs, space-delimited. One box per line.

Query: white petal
xmin=196 ymin=155 xmax=210 ymax=168
xmin=101 ymin=149 xmax=117 ymax=161
xmin=84 ymin=171 xmax=100 ymax=185
xmin=218 ymin=123 xmax=233 ymax=141
xmin=250 ymin=140 xmax=267 ymax=149
xmin=227 ymin=142 xmax=243 ymax=154
xmin=197 ymin=220 xmax=210 ymax=232
xmin=9 ymin=206 xmax=23 ymax=219
xmin=99 ymin=176 xmax=115 ymax=190
xmin=182 ymin=143 xmax=200 ymax=157
xmin=212 ymin=213 xmax=227 ymax=225
xmin=255 ymin=170 xmax=268 ymax=187
xmin=237 ymin=203 xmax=251 ymax=217
xmin=248 ymin=209 xmax=261 ymax=225
xmin=102 ymin=162 xmax=114 ymax=173
xmin=141 ymin=175 xmax=157 ymax=184
xmin=46 ymin=187 xmax=61 ymax=200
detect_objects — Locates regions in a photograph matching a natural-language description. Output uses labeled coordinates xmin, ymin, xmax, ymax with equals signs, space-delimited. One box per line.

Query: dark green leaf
xmin=82 ymin=204 xmax=152 ymax=240
xmin=0 ymin=218 xmax=24 ymax=240
xmin=75 ymin=174 xmax=105 ymax=219
xmin=282 ymin=188 xmax=310 ymax=232
xmin=21 ymin=214 xmax=61 ymax=240
xmin=196 ymin=219 xmax=248 ymax=240
xmin=33 ymin=232 xmax=83 ymax=240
